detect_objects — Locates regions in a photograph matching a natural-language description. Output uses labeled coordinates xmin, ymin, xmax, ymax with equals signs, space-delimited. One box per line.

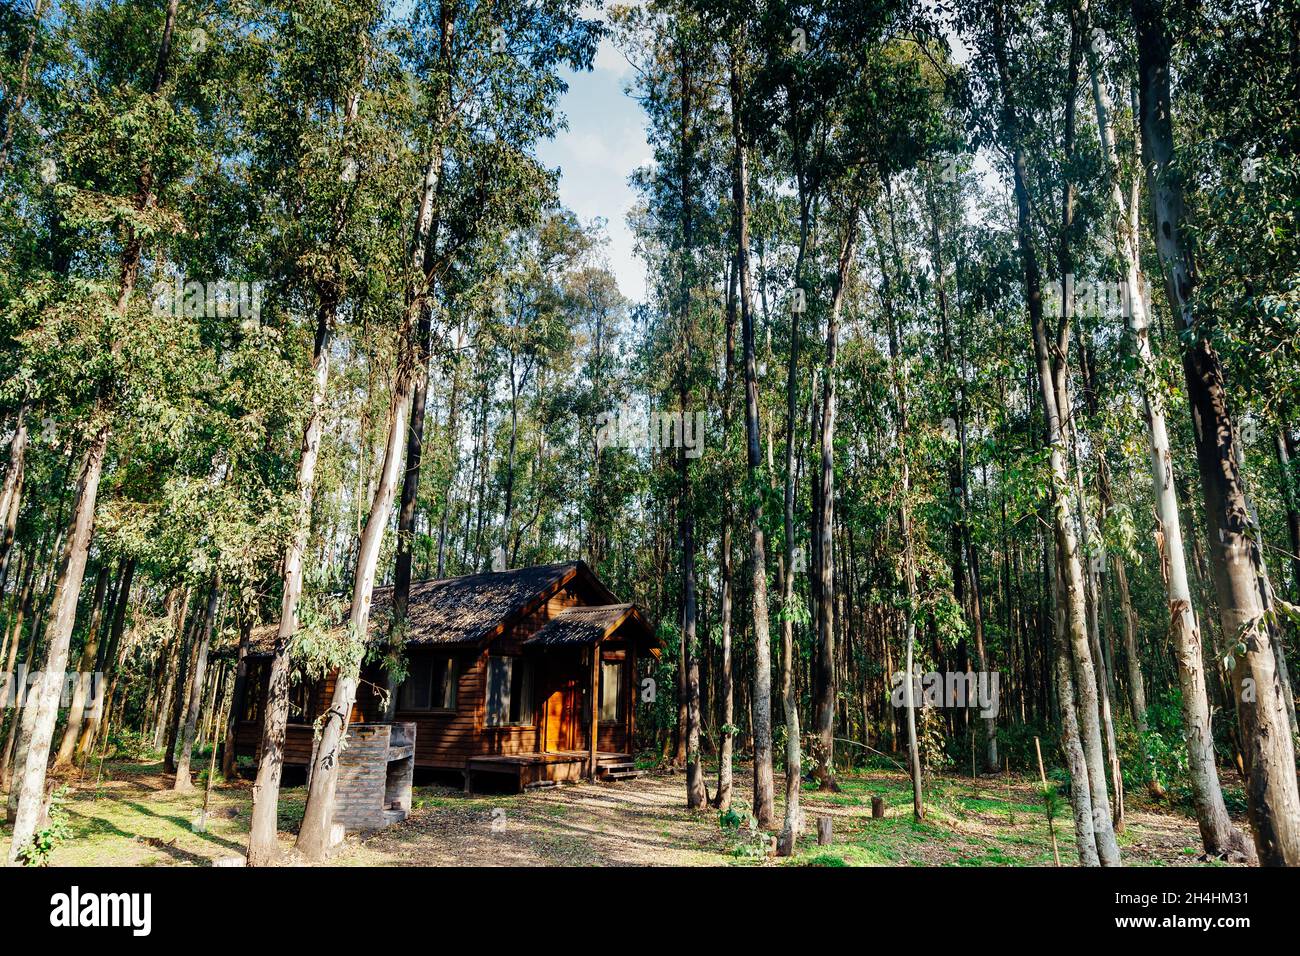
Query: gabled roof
xmin=242 ymin=561 xmax=631 ymax=656
xmin=523 ymin=603 xmax=652 ymax=649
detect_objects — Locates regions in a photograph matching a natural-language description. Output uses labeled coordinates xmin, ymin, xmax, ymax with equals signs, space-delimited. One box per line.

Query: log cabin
xmin=231 ymin=561 xmax=658 ymax=794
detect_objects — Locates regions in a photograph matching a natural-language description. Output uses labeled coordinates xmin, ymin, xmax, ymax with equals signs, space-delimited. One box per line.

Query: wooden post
xmin=1006 ymin=755 xmax=1014 ymax=825
xmin=1034 ymin=736 xmax=1061 ymax=867
xmin=816 ymin=815 xmax=832 ymax=846
xmin=196 ymin=687 xmax=230 ymax=833
xmin=970 ymin=729 xmax=978 ymax=799
xmin=589 ymin=646 xmax=599 ymax=781
xmin=871 ymin=796 xmax=885 ymax=819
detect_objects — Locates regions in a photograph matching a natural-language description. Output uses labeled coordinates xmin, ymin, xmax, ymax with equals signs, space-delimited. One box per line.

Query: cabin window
xmin=287 ymin=676 xmax=312 ymax=724
xmin=485 ymin=656 xmax=534 ymax=726
xmin=399 ymin=654 xmax=457 ymax=712
xmin=599 ymin=659 xmax=625 ymax=723
xmin=241 ymin=661 xmax=266 ymax=722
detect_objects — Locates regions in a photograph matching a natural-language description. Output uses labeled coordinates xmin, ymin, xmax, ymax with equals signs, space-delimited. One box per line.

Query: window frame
xmin=599 ymin=657 xmax=626 ymax=725
xmin=484 ymin=655 xmax=536 ymax=728
xmin=397 ymin=652 xmax=458 ymax=714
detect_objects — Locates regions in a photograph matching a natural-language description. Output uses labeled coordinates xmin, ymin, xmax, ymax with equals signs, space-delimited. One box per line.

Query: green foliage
xmin=17 ymin=787 xmax=74 ymax=867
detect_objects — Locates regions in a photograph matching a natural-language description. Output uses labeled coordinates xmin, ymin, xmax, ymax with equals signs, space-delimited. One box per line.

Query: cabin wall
xmin=233 ymin=576 xmax=643 ymax=772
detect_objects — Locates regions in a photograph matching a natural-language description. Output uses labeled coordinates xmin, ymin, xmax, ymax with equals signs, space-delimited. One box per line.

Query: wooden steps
xmin=596 ymin=759 xmax=641 ymax=782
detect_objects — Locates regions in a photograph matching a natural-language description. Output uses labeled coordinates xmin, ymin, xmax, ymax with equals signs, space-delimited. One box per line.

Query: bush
xmin=104 ymin=729 xmax=159 ymax=761
xmin=17 ymin=786 xmax=73 ymax=867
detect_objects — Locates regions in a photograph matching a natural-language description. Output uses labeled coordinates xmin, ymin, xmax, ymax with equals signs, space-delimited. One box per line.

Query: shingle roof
xmin=242 ymin=561 xmax=610 ymax=656
xmin=523 ymin=603 xmax=643 ymax=648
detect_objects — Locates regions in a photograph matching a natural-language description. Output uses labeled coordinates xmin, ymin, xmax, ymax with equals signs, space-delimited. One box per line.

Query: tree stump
xmin=872 ymin=796 xmax=885 ymax=819
xmin=817 ymin=815 xmax=833 ymax=846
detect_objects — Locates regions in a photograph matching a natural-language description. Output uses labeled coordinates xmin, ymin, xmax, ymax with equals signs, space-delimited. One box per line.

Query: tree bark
xmin=52 ymin=563 xmax=109 ymax=768
xmin=812 ymin=199 xmax=859 ymax=791
xmin=991 ymin=0 xmax=1120 ymax=865
xmin=84 ymin=557 xmax=135 ymax=760
xmin=248 ymin=304 xmax=333 ymax=864
xmin=729 ymin=25 xmax=775 ymax=828
xmin=1133 ymin=0 xmax=1300 ymax=865
xmin=174 ymin=580 xmax=219 ymax=791
xmin=6 ymin=425 xmax=109 ymax=863
xmin=221 ymin=610 xmax=251 ymax=781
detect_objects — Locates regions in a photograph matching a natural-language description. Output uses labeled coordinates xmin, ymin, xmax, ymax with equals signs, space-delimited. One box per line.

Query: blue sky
xmin=536 ymin=35 xmax=651 ymax=303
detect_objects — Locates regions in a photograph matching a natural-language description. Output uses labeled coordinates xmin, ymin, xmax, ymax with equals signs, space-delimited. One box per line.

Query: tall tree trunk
xmin=5 ymin=427 xmax=109 ymax=863
xmin=730 ymin=23 xmax=775 ymax=828
xmin=991 ymin=0 xmax=1121 ymax=865
xmin=296 ymin=106 xmax=435 ymax=856
xmin=390 ymin=4 xmax=454 ymax=713
xmin=297 ymin=342 xmax=412 ymax=861
xmin=248 ymin=303 xmax=334 ymax=865
xmin=675 ymin=40 xmax=706 ymax=812
xmin=52 ymin=563 xmax=109 ymax=768
xmin=153 ymin=587 xmax=190 ymax=750
xmin=881 ymin=204 xmax=924 ymax=821
xmin=713 ymin=256 xmax=737 ymax=812
xmin=164 ymin=603 xmax=197 ymax=775
xmin=1053 ymin=548 xmax=1100 ymax=865
xmin=1133 ymin=0 xmax=1300 ymax=865
xmin=174 ymin=581 xmax=219 ymax=791
xmin=83 ymin=557 xmax=135 ymax=760
xmin=220 ymin=610 xmax=251 ymax=780
xmin=6 ymin=0 xmax=179 ymax=861
xmin=812 ymin=200 xmax=859 ymax=791
xmin=1084 ymin=13 xmax=1249 ymax=847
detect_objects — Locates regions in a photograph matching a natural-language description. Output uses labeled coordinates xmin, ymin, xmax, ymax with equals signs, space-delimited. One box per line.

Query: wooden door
xmin=545 ymin=687 xmax=566 ymax=752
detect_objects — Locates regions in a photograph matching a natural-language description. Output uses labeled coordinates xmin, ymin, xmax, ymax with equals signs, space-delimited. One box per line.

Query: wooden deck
xmin=464 ymin=751 xmax=638 ymax=793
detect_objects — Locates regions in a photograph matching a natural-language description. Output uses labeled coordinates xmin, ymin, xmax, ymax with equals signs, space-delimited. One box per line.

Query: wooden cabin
xmin=232 ymin=561 xmax=658 ymax=793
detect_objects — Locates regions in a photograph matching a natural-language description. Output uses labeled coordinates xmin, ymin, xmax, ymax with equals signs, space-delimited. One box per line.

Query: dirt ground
xmin=0 ymin=757 xmax=1239 ymax=867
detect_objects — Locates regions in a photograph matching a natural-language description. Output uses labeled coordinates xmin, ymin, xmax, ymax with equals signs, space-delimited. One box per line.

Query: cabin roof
xmin=239 ymin=561 xmax=649 ymax=657
xmin=523 ymin=603 xmax=646 ymax=649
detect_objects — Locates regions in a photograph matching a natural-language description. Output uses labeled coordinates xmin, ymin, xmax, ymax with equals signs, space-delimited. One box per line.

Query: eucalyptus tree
xmin=241 ymin=0 xmax=411 ymax=866
xmin=1079 ymin=0 xmax=1253 ymax=860
xmin=4 ymin=0 xmax=228 ymax=864
xmin=1131 ymin=0 xmax=1300 ymax=866
xmin=962 ymin=0 xmax=1122 ymax=864
xmin=294 ymin=0 xmax=599 ymax=860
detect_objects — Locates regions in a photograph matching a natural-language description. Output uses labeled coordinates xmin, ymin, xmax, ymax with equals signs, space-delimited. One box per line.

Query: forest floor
xmin=0 ymin=756 xmax=1241 ymax=867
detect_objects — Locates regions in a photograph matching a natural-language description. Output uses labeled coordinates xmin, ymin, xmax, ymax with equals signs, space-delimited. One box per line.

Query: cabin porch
xmin=463 ymin=750 xmax=639 ymax=794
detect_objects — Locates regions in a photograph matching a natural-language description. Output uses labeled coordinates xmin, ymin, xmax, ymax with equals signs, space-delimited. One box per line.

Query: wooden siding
xmin=232 ymin=574 xmax=646 ymax=772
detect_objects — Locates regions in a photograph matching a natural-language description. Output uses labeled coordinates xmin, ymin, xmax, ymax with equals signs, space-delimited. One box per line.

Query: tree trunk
xmin=6 ymin=425 xmax=109 ymax=863
xmin=248 ymin=303 xmax=333 ymax=865
xmin=1134 ymin=0 xmax=1300 ymax=865
xmin=52 ymin=563 xmax=109 ymax=768
xmin=221 ymin=611 xmax=251 ymax=781
xmin=1053 ymin=550 xmax=1100 ymax=865
xmin=730 ymin=26 xmax=775 ymax=828
xmin=297 ymin=341 xmax=412 ymax=860
xmin=812 ymin=203 xmax=859 ymax=791
xmin=991 ymin=0 xmax=1120 ymax=865
xmin=390 ymin=5 xmax=453 ymax=713
xmin=0 ymin=402 xmax=28 ymax=586
xmin=1083 ymin=13 xmax=1248 ymax=849
xmin=174 ymin=581 xmax=219 ymax=791
xmin=79 ymin=557 xmax=134 ymax=760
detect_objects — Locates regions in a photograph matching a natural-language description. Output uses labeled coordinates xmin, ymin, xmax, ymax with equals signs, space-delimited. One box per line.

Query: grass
xmin=0 ymin=756 xmax=1237 ymax=867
